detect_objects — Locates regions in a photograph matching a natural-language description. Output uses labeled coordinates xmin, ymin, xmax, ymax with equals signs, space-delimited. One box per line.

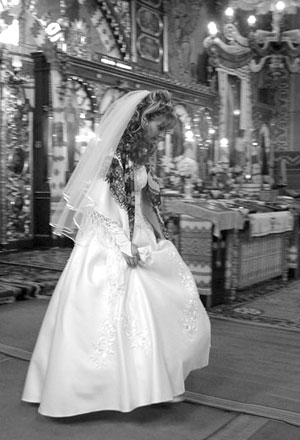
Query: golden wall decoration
xmin=0 ymin=67 xmax=33 ymax=245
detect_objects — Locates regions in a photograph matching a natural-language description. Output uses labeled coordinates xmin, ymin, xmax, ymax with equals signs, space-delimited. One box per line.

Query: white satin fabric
xmin=22 ymin=167 xmax=211 ymax=417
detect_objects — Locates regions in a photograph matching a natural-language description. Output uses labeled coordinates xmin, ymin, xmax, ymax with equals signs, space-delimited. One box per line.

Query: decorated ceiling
xmin=0 ymin=0 xmax=132 ymax=60
xmin=0 ymin=0 xmax=218 ymax=85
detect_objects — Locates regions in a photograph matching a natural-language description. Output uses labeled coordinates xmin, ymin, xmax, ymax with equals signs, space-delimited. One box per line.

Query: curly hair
xmin=106 ymin=90 xmax=174 ymax=238
xmin=117 ymin=89 xmax=177 ymax=165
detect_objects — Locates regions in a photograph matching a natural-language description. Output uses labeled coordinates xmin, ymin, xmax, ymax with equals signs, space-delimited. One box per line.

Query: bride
xmin=22 ymin=89 xmax=211 ymax=417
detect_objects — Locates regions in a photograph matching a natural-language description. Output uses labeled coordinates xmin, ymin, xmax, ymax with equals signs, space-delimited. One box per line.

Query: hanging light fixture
xmin=205 ymin=0 xmax=300 ymax=76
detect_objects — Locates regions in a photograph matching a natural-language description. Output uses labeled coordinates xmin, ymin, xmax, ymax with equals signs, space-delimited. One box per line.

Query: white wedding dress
xmin=22 ymin=166 xmax=210 ymax=417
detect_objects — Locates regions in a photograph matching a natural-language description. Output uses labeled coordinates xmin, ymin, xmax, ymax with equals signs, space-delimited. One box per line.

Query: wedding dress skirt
xmin=22 ymin=182 xmax=210 ymax=417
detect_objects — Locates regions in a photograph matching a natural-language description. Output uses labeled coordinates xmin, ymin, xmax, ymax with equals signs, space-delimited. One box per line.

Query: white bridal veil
xmin=51 ymin=89 xmax=150 ymax=240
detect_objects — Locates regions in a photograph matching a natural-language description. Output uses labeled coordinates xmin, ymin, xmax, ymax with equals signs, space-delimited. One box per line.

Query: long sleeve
xmin=88 ymin=209 xmax=132 ymax=256
xmin=83 ymin=178 xmax=132 ymax=256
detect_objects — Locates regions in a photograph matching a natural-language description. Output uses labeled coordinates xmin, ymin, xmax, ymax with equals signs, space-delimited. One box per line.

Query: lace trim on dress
xmin=77 ymin=208 xmax=129 ymax=252
xmin=167 ymin=246 xmax=200 ymax=338
xmin=88 ymin=210 xmax=152 ymax=367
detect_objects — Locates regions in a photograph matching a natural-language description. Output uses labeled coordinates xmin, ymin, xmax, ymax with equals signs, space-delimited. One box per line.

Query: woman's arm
xmin=93 ymin=211 xmax=140 ymax=267
xmin=87 ymin=179 xmax=140 ymax=267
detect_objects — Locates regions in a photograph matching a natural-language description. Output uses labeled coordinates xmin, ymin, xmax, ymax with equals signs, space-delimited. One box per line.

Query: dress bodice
xmin=134 ymin=166 xmax=147 ymax=194
xmin=133 ymin=166 xmax=152 ymax=236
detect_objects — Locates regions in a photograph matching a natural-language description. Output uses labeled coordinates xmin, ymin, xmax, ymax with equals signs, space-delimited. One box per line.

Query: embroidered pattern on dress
xmin=105 ymin=250 xmax=126 ymax=305
xmin=182 ymin=298 xmax=200 ymax=337
xmin=91 ymin=315 xmax=152 ymax=368
xmin=122 ymin=315 xmax=151 ymax=353
xmin=90 ymin=208 xmax=152 ymax=367
xmin=90 ymin=247 xmax=126 ymax=367
xmin=89 ymin=167 xmax=152 ymax=368
xmin=167 ymin=247 xmax=200 ymax=338
xmin=90 ymin=319 xmax=117 ymax=368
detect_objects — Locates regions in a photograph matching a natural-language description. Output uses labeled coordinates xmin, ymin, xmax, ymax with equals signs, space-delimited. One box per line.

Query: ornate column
xmin=0 ymin=48 xmax=8 ymax=246
xmin=32 ymin=52 xmax=52 ymax=246
xmin=0 ymin=48 xmax=33 ymax=248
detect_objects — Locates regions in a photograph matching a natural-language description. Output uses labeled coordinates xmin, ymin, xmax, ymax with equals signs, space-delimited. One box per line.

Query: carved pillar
xmin=0 ymin=49 xmax=33 ymax=248
xmin=32 ymin=52 xmax=52 ymax=247
xmin=0 ymin=48 xmax=8 ymax=246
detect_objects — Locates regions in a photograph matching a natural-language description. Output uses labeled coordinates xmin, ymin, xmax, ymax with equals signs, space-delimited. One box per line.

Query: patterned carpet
xmin=1 ymin=247 xmax=299 ymax=332
xmin=0 ymin=247 xmax=72 ymax=271
xmin=210 ymin=277 xmax=300 ymax=331
xmin=0 ymin=247 xmax=71 ymax=304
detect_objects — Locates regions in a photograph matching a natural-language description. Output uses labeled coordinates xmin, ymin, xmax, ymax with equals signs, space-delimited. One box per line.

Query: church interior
xmin=1 ymin=0 xmax=300 ymax=438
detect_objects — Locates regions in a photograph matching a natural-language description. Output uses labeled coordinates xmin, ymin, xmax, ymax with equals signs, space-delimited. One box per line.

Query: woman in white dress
xmin=22 ymin=89 xmax=210 ymax=417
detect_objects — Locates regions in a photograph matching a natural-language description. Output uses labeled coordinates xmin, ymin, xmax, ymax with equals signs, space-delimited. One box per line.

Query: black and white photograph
xmin=1 ymin=1 xmax=300 ymax=439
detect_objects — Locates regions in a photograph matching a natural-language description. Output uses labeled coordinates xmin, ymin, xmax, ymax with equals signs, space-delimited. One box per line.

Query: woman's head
xmin=119 ymin=89 xmax=177 ymax=165
xmin=139 ymin=89 xmax=176 ymax=133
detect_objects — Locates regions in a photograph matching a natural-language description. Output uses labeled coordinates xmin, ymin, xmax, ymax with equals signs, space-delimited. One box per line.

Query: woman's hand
xmin=122 ymin=243 xmax=141 ymax=268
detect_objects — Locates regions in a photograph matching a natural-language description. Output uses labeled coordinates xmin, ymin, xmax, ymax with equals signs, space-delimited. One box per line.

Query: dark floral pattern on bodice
xmin=105 ymin=150 xmax=135 ymax=239
xmin=106 ymin=146 xmax=168 ymax=240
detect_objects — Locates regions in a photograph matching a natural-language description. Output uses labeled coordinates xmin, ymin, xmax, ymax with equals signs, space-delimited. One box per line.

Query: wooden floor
xmin=186 ymin=318 xmax=300 ymax=417
xmin=1 ymin=300 xmax=300 ymax=439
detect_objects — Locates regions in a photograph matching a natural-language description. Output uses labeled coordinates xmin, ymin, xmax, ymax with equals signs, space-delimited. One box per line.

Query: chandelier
xmin=205 ymin=0 xmax=300 ymax=77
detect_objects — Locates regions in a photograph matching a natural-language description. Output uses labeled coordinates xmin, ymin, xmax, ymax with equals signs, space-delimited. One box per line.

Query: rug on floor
xmin=0 ymin=247 xmax=71 ymax=303
xmin=210 ymin=278 xmax=300 ymax=331
xmin=0 ymin=247 xmax=72 ymax=271
xmin=0 ymin=263 xmax=61 ymax=303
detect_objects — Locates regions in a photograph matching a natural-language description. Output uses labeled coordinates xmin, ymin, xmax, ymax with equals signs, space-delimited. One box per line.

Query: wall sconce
xmin=185 ymin=129 xmax=194 ymax=142
xmin=247 ymin=15 xmax=256 ymax=27
xmin=220 ymin=137 xmax=229 ymax=148
xmin=12 ymin=55 xmax=22 ymax=72
xmin=208 ymin=21 xmax=218 ymax=37
xmin=224 ymin=7 xmax=234 ymax=19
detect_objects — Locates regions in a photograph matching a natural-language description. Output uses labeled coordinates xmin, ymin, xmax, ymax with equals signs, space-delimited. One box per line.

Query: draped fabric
xmin=51 ymin=90 xmax=150 ymax=241
xmin=106 ymin=151 xmax=168 ymax=241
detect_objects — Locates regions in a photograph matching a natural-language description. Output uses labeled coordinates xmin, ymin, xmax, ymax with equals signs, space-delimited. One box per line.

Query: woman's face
xmin=145 ymin=115 xmax=169 ymax=145
xmin=132 ymin=114 xmax=173 ymax=165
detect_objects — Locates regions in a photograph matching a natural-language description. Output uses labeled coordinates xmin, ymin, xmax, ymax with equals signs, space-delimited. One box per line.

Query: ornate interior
xmin=0 ymin=0 xmax=299 ymax=252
